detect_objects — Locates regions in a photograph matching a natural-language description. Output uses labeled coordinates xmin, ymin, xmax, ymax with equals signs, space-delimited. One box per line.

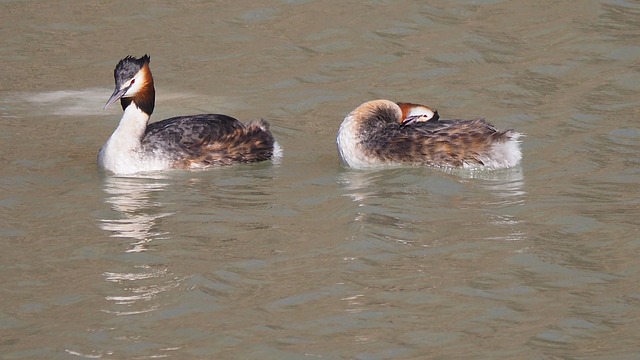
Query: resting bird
xmin=337 ymin=99 xmax=522 ymax=169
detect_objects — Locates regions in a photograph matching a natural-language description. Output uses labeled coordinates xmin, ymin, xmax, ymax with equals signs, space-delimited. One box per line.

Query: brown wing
xmin=365 ymin=119 xmax=515 ymax=167
xmin=142 ymin=114 xmax=274 ymax=167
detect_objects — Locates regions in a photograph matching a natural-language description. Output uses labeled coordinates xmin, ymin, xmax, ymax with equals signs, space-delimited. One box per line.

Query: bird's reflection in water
xmin=337 ymin=166 xmax=527 ymax=245
xmin=336 ymin=167 xmax=528 ymax=327
xmin=100 ymin=175 xmax=173 ymax=253
xmin=337 ymin=169 xmax=426 ymax=246
xmin=99 ymin=174 xmax=182 ymax=317
xmin=468 ymin=167 xmax=528 ymax=242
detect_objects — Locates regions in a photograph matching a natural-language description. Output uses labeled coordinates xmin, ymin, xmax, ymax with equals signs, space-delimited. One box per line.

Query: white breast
xmin=99 ymin=104 xmax=170 ymax=175
xmin=336 ymin=113 xmax=381 ymax=168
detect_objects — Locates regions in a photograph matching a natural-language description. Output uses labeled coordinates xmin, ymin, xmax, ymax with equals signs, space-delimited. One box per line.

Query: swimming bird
xmin=99 ymin=55 xmax=279 ymax=175
xmin=336 ymin=99 xmax=522 ymax=169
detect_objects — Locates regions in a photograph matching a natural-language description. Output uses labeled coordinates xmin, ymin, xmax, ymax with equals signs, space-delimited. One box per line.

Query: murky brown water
xmin=2 ymin=0 xmax=640 ymax=359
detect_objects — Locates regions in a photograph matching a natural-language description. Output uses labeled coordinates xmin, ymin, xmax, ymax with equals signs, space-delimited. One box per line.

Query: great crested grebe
xmin=98 ymin=55 xmax=280 ymax=175
xmin=337 ymin=99 xmax=522 ymax=169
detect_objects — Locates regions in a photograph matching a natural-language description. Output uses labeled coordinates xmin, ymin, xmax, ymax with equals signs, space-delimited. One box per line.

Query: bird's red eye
xmin=130 ymin=79 xmax=135 ymax=85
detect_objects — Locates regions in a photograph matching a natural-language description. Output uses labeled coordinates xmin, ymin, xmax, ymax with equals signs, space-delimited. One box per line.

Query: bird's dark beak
xmin=401 ymin=111 xmax=439 ymax=126
xmin=103 ymin=86 xmax=129 ymax=110
xmin=401 ymin=115 xmax=420 ymax=126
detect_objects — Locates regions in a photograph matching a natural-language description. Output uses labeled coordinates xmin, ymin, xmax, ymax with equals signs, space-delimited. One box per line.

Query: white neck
xmin=98 ymin=104 xmax=150 ymax=174
xmin=337 ymin=113 xmax=372 ymax=168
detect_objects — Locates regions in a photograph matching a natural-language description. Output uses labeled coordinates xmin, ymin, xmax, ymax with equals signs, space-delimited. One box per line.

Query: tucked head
xmin=396 ymin=102 xmax=439 ymax=126
xmin=104 ymin=55 xmax=153 ymax=110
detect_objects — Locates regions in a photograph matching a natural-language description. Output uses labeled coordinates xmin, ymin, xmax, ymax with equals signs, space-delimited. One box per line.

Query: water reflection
xmin=98 ymin=175 xmax=180 ymax=317
xmin=338 ymin=166 xmax=527 ymax=245
xmin=340 ymin=166 xmax=525 ymax=198
xmin=100 ymin=175 xmax=173 ymax=253
xmin=461 ymin=166 xmax=527 ymax=207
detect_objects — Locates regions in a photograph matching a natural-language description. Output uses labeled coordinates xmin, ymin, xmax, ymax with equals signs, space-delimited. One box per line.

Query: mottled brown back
xmin=142 ymin=114 xmax=274 ymax=168
xmin=364 ymin=118 xmax=517 ymax=167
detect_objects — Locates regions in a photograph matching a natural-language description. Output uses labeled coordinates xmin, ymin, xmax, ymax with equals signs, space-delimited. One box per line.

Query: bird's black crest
xmin=113 ymin=54 xmax=151 ymax=86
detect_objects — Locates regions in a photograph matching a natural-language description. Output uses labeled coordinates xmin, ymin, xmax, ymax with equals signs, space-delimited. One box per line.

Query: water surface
xmin=1 ymin=0 xmax=639 ymax=359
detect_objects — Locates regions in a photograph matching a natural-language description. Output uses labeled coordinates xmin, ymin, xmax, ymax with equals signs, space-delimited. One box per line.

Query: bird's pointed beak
xmin=401 ymin=115 xmax=421 ymax=126
xmin=103 ymin=87 xmax=129 ymax=110
xmin=401 ymin=111 xmax=439 ymax=126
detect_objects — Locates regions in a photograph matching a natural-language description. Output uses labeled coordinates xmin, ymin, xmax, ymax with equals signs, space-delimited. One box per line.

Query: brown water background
xmin=1 ymin=0 xmax=639 ymax=359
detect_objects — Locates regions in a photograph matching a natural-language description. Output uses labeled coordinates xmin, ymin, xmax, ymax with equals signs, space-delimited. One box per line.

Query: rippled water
xmin=1 ymin=0 xmax=639 ymax=359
